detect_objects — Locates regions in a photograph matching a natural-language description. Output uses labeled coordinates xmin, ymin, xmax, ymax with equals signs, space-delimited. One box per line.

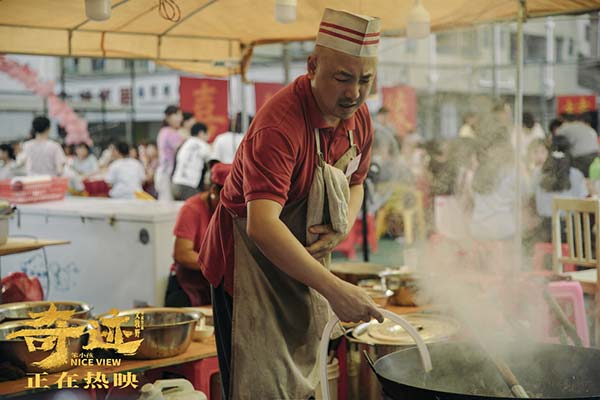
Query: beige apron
xmin=229 ymin=128 xmax=358 ymax=399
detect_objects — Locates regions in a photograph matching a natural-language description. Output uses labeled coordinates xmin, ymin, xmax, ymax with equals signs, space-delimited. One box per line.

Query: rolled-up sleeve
xmin=350 ymin=112 xmax=374 ymax=186
xmin=242 ymin=128 xmax=296 ymax=206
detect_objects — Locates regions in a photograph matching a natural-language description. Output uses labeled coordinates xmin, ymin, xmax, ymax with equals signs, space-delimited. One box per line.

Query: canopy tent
xmin=0 ymin=0 xmax=599 ymax=77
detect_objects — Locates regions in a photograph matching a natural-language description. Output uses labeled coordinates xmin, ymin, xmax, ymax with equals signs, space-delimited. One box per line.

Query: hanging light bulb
xmin=406 ymin=0 xmax=430 ymax=39
xmin=275 ymin=0 xmax=297 ymax=24
xmin=85 ymin=0 xmax=111 ymax=21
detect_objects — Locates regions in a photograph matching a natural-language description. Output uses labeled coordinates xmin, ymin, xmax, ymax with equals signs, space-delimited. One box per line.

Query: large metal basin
xmin=97 ymin=307 xmax=200 ymax=359
xmin=0 ymin=301 xmax=91 ymax=322
xmin=0 ymin=318 xmax=91 ymax=373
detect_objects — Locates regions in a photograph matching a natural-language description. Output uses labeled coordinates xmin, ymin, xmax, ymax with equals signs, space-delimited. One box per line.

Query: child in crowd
xmin=105 ymin=142 xmax=145 ymax=199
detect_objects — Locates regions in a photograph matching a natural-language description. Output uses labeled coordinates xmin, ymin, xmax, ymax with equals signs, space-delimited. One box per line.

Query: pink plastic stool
xmin=546 ymin=281 xmax=589 ymax=347
xmin=533 ymin=242 xmax=575 ymax=272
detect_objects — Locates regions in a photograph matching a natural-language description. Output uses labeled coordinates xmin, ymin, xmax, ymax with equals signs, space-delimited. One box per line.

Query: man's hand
xmin=323 ymin=279 xmax=384 ymax=323
xmin=305 ymin=224 xmax=347 ymax=260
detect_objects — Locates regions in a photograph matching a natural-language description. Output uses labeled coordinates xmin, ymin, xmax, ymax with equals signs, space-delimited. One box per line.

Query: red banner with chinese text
xmin=255 ymin=82 xmax=285 ymax=112
xmin=179 ymin=77 xmax=229 ymax=142
xmin=381 ymin=85 xmax=417 ymax=138
xmin=557 ymin=95 xmax=597 ymax=115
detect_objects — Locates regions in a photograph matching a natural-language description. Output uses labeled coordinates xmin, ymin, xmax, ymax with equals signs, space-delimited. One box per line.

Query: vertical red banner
xmin=255 ymin=82 xmax=285 ymax=112
xmin=179 ymin=77 xmax=229 ymax=141
xmin=381 ymin=85 xmax=417 ymax=138
xmin=557 ymin=95 xmax=597 ymax=115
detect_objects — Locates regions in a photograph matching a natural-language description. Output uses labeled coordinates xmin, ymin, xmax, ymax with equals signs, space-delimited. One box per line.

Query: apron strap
xmin=314 ymin=128 xmax=323 ymax=157
xmin=348 ymin=130 xmax=354 ymax=147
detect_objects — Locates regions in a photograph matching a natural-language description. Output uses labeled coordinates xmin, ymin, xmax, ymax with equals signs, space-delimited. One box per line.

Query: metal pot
xmin=379 ymin=269 xmax=418 ymax=306
xmin=358 ymin=280 xmax=394 ymax=307
xmin=370 ymin=341 xmax=600 ymax=399
xmin=0 ymin=318 xmax=92 ymax=373
xmin=97 ymin=307 xmax=200 ymax=359
xmin=345 ymin=313 xmax=460 ymax=400
xmin=331 ymin=262 xmax=390 ymax=285
xmin=0 ymin=301 xmax=92 ymax=322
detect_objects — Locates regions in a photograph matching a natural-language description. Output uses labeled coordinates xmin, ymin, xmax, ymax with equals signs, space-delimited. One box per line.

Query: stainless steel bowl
xmin=97 ymin=307 xmax=200 ymax=359
xmin=0 ymin=301 xmax=92 ymax=322
xmin=0 ymin=318 xmax=92 ymax=373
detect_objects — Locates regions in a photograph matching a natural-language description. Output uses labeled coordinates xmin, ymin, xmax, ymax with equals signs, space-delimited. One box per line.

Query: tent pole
xmin=514 ymin=0 xmax=525 ymax=272
xmin=283 ymin=43 xmax=291 ymax=85
xmin=127 ymin=60 xmax=135 ymax=144
xmin=241 ymin=76 xmax=248 ymax=133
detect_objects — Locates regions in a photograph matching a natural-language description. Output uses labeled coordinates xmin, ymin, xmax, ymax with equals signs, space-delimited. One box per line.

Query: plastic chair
xmin=545 ymin=281 xmax=590 ymax=347
xmin=533 ymin=242 xmax=575 ymax=272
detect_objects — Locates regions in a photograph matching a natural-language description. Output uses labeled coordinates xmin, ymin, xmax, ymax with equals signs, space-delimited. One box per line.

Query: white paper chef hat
xmin=315 ymin=8 xmax=380 ymax=58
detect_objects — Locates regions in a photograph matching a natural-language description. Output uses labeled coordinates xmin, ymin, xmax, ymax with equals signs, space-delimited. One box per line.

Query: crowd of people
xmin=0 ymin=105 xmax=246 ymax=201
xmin=373 ymin=101 xmax=599 ymax=264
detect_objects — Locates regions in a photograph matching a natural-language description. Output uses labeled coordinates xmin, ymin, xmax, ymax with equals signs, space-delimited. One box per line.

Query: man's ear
xmin=307 ymin=55 xmax=317 ymax=78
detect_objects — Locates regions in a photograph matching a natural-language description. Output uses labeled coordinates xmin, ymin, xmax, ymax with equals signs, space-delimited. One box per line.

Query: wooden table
xmin=0 ymin=339 xmax=217 ymax=397
xmin=0 ymin=238 xmax=70 ymax=257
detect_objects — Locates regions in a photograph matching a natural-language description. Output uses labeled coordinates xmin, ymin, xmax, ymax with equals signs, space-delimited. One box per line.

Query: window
xmin=436 ymin=30 xmax=479 ymax=57
xmin=91 ymin=59 xmax=105 ymax=71
xmin=555 ymin=37 xmax=564 ymax=63
xmin=138 ymin=87 xmax=145 ymax=98
xmin=163 ymin=85 xmax=170 ymax=96
xmin=124 ymin=60 xmax=134 ymax=70
xmin=150 ymin=86 xmax=157 ymax=97
xmin=568 ymin=38 xmax=575 ymax=56
xmin=64 ymin=58 xmax=80 ymax=73
xmin=436 ymin=32 xmax=458 ymax=55
xmin=510 ymin=33 xmax=546 ymax=63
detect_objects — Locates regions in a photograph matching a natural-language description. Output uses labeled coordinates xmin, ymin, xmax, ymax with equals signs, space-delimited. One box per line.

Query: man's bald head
xmin=307 ymin=45 xmax=377 ymax=126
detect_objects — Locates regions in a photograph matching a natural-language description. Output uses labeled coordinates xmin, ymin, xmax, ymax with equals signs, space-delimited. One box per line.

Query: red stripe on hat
xmin=320 ymin=21 xmax=379 ymax=39
xmin=319 ymin=28 xmax=380 ymax=46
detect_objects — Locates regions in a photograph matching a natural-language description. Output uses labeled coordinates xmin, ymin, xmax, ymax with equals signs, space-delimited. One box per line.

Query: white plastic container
xmin=315 ymin=357 xmax=339 ymax=400
xmin=138 ymin=379 xmax=207 ymax=400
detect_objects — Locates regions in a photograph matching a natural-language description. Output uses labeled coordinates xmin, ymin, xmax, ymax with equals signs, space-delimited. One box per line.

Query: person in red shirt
xmin=165 ymin=163 xmax=231 ymax=307
xmin=199 ymin=8 xmax=383 ymax=399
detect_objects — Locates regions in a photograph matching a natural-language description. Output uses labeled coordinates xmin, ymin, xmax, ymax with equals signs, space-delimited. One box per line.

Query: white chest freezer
xmin=4 ymin=198 xmax=182 ymax=314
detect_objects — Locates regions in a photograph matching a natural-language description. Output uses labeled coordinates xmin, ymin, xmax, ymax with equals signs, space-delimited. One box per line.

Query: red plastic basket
xmin=0 ymin=177 xmax=69 ymax=204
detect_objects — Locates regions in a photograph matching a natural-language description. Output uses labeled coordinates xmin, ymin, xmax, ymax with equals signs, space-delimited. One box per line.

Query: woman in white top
xmin=105 ymin=142 xmax=145 ymax=199
xmin=20 ymin=116 xmax=66 ymax=176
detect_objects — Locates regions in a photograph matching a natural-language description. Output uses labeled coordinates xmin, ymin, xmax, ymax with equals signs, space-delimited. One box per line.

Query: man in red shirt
xmin=165 ymin=163 xmax=231 ymax=307
xmin=199 ymin=8 xmax=383 ymax=399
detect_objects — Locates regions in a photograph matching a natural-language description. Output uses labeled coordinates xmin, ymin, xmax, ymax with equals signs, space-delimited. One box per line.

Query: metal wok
xmin=370 ymin=341 xmax=600 ymax=399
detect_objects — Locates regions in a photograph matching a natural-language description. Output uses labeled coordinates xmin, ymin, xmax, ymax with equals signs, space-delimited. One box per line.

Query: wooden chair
xmin=552 ymin=197 xmax=600 ymax=344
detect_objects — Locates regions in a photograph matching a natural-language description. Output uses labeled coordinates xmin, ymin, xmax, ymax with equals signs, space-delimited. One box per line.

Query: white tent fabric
xmin=0 ymin=0 xmax=599 ymax=76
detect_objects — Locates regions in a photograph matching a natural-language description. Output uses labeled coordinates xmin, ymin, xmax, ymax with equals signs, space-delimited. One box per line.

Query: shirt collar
xmin=297 ymin=74 xmax=357 ymax=133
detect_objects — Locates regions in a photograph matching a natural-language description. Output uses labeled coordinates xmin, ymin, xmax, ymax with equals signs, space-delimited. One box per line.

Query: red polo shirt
xmin=198 ymin=74 xmax=373 ymax=295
